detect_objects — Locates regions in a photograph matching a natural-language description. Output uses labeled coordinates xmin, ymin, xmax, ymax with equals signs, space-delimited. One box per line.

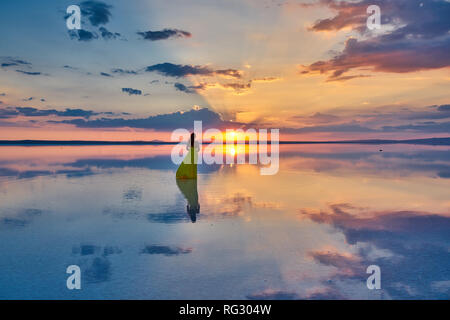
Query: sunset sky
xmin=0 ymin=0 xmax=449 ymax=141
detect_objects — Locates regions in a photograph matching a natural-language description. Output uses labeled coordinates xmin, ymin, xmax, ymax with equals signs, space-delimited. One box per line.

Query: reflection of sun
xmin=226 ymin=145 xmax=236 ymax=156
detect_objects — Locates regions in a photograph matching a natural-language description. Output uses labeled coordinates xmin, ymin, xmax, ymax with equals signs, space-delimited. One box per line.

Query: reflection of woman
xmin=176 ymin=133 xmax=199 ymax=179
xmin=176 ymin=178 xmax=200 ymax=223
xmin=176 ymin=133 xmax=200 ymax=222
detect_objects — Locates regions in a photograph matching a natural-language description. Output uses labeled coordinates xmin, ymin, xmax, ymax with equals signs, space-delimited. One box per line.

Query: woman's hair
xmin=190 ymin=133 xmax=195 ymax=148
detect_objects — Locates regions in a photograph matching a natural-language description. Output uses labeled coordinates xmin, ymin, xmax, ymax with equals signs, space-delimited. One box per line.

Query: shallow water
xmin=0 ymin=144 xmax=449 ymax=299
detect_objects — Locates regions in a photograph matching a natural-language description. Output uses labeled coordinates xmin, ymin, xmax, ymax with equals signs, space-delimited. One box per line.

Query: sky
xmin=0 ymin=0 xmax=449 ymax=141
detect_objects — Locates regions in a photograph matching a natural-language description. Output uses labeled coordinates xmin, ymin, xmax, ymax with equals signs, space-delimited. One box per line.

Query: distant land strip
xmin=0 ymin=137 xmax=449 ymax=146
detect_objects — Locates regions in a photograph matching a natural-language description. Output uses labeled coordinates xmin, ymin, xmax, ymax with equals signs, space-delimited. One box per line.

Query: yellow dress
xmin=176 ymin=146 xmax=198 ymax=179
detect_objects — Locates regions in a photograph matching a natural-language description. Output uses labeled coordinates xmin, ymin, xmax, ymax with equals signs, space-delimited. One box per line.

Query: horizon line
xmin=0 ymin=137 xmax=449 ymax=146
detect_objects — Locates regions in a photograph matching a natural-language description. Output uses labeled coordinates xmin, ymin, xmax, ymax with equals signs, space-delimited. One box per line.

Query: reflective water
xmin=0 ymin=144 xmax=449 ymax=299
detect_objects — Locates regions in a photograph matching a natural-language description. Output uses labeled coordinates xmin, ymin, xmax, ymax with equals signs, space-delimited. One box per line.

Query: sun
xmin=225 ymin=130 xmax=238 ymax=142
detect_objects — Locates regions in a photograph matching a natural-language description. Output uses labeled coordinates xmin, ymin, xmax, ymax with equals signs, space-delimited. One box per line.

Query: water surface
xmin=0 ymin=144 xmax=449 ymax=299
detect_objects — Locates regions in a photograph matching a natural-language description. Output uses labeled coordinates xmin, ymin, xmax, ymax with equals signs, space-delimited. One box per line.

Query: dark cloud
xmin=140 ymin=245 xmax=192 ymax=256
xmin=283 ymin=104 xmax=450 ymax=134
xmin=14 ymin=106 xmax=98 ymax=118
xmin=437 ymin=104 xmax=450 ymax=112
xmin=80 ymin=1 xmax=112 ymax=26
xmin=0 ymin=57 xmax=31 ymax=68
xmin=0 ymin=106 xmax=103 ymax=120
xmin=381 ymin=121 xmax=450 ymax=133
xmin=145 ymin=63 xmax=214 ymax=77
xmin=221 ymin=82 xmax=251 ymax=91
xmin=145 ymin=62 xmax=241 ymax=78
xmin=99 ymin=27 xmax=121 ymax=40
xmin=122 ymin=87 xmax=142 ymax=96
xmin=215 ymin=69 xmax=243 ymax=78
xmin=53 ymin=107 xmax=239 ymax=130
xmin=100 ymin=72 xmax=112 ymax=77
xmin=174 ymin=82 xmax=195 ymax=94
xmin=111 ymin=68 xmax=138 ymax=75
xmin=15 ymin=70 xmax=43 ymax=76
xmin=68 ymin=29 xmax=98 ymax=41
xmin=137 ymin=28 xmax=191 ymax=41
xmin=66 ymin=2 xmax=122 ymax=42
xmin=301 ymin=0 xmax=450 ymax=80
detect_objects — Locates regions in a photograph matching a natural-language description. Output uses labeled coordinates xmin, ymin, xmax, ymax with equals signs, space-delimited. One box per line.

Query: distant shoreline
xmin=0 ymin=137 xmax=449 ymax=146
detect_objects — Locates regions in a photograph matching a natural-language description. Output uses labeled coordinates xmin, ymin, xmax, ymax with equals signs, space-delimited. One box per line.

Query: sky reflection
xmin=0 ymin=144 xmax=448 ymax=299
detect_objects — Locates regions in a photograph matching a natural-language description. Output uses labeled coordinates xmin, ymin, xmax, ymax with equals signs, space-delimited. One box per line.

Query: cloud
xmin=221 ymin=82 xmax=251 ymax=92
xmin=381 ymin=121 xmax=450 ymax=133
xmin=145 ymin=62 xmax=242 ymax=78
xmin=308 ymin=249 xmax=365 ymax=278
xmin=252 ymin=77 xmax=281 ymax=83
xmin=0 ymin=108 xmax=19 ymax=119
xmin=99 ymin=27 xmax=121 ymax=40
xmin=66 ymin=2 xmax=121 ymax=41
xmin=111 ymin=68 xmax=138 ymax=75
xmin=80 ymin=0 xmax=112 ymax=26
xmin=300 ymin=0 xmax=450 ymax=80
xmin=100 ymin=72 xmax=112 ymax=77
xmin=63 ymin=65 xmax=77 ymax=70
xmin=140 ymin=245 xmax=192 ymax=256
xmin=214 ymin=69 xmax=243 ymax=78
xmin=68 ymin=29 xmax=98 ymax=41
xmin=282 ymin=104 xmax=450 ymax=134
xmin=174 ymin=82 xmax=195 ymax=94
xmin=437 ymin=105 xmax=450 ymax=112
xmin=325 ymin=74 xmax=371 ymax=82
xmin=0 ymin=57 xmax=31 ymax=68
xmin=0 ymin=106 xmax=99 ymax=119
xmin=53 ymin=107 xmax=239 ymax=130
xmin=145 ymin=63 xmax=213 ymax=77
xmin=137 ymin=28 xmax=191 ymax=41
xmin=121 ymin=87 xmax=142 ymax=95
xmin=15 ymin=70 xmax=43 ymax=76
xmin=175 ymin=81 xmax=251 ymax=94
